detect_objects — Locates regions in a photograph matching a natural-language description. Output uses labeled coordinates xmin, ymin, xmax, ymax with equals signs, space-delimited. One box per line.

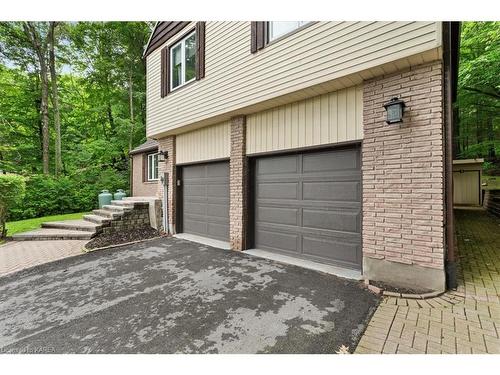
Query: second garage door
xmin=181 ymin=161 xmax=230 ymax=242
xmin=253 ymin=147 xmax=362 ymax=269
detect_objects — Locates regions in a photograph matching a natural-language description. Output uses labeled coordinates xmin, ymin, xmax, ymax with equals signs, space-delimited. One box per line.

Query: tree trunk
xmin=128 ymin=70 xmax=135 ymax=152
xmin=24 ymin=22 xmax=50 ymax=175
xmin=49 ymin=22 xmax=62 ymax=176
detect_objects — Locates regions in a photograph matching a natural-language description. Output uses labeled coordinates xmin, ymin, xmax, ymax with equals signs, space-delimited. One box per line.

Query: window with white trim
xmin=147 ymin=153 xmax=159 ymax=181
xmin=268 ymin=21 xmax=309 ymax=42
xmin=170 ymin=31 xmax=196 ymax=91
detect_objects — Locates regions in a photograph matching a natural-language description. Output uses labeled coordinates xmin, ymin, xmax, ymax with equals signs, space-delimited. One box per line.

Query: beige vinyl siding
xmin=176 ymin=121 xmax=231 ymax=164
xmin=147 ymin=21 xmax=441 ymax=138
xmin=247 ymin=86 xmax=362 ymax=154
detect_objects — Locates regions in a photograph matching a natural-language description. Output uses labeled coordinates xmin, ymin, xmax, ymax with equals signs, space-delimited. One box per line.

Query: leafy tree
xmin=0 ymin=174 xmax=26 ymax=238
xmin=457 ymin=22 xmax=500 ymax=173
xmin=0 ymin=21 xmax=153 ymax=220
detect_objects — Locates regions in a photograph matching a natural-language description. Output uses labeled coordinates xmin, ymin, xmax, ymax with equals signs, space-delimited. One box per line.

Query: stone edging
xmin=364 ymin=280 xmax=466 ymax=308
xmin=83 ymin=235 xmax=168 ymax=253
xmin=363 ymin=279 xmax=445 ymax=299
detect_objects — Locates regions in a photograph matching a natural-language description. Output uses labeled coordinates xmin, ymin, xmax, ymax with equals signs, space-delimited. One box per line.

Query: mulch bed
xmin=369 ymin=280 xmax=431 ymax=295
xmin=85 ymin=226 xmax=161 ymax=250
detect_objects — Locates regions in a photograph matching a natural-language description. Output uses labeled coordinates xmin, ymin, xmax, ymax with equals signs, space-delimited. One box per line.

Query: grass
xmin=482 ymin=175 xmax=500 ymax=190
xmin=5 ymin=212 xmax=88 ymax=237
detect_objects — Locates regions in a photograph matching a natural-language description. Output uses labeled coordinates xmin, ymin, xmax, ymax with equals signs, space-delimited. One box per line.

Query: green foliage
xmin=457 ymin=22 xmax=500 ymax=168
xmin=0 ymin=21 xmax=154 ymax=219
xmin=0 ymin=173 xmax=26 ymax=237
xmin=8 ymin=170 xmax=128 ymax=221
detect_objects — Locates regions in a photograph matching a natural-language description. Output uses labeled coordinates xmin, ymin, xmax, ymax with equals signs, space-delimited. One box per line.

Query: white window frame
xmin=147 ymin=153 xmax=159 ymax=181
xmin=170 ymin=31 xmax=196 ymax=92
xmin=268 ymin=21 xmax=310 ymax=42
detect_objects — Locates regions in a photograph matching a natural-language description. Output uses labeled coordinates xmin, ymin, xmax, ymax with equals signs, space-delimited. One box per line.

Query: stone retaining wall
xmin=102 ymin=202 xmax=151 ymax=234
xmin=483 ymin=190 xmax=500 ymax=218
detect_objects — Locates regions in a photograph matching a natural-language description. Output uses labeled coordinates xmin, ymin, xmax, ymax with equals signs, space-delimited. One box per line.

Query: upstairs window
xmin=170 ymin=31 xmax=196 ymax=91
xmin=268 ymin=21 xmax=309 ymax=42
xmin=147 ymin=153 xmax=159 ymax=181
xmin=251 ymin=21 xmax=312 ymax=53
xmin=160 ymin=22 xmax=205 ymax=97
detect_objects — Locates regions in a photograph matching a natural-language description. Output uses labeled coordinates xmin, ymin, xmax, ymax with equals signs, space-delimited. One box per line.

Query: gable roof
xmin=143 ymin=21 xmax=191 ymax=58
xmin=129 ymin=139 xmax=159 ymax=155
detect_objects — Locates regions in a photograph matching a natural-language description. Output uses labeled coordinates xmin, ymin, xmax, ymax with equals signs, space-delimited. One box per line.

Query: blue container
xmin=114 ymin=189 xmax=127 ymax=201
xmin=98 ymin=190 xmax=112 ymax=208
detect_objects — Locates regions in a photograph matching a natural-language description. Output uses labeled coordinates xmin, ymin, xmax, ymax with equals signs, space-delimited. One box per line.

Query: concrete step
xmin=92 ymin=209 xmax=123 ymax=219
xmin=41 ymin=219 xmax=101 ymax=233
xmin=83 ymin=214 xmax=111 ymax=225
xmin=12 ymin=228 xmax=95 ymax=241
xmin=102 ymin=204 xmax=133 ymax=213
xmin=110 ymin=200 xmax=135 ymax=207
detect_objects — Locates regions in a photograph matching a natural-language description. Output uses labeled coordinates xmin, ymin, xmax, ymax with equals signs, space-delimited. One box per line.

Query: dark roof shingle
xmin=129 ymin=139 xmax=158 ymax=155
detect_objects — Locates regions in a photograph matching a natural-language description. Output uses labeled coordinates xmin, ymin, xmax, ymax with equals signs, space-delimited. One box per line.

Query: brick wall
xmin=131 ymin=153 xmax=158 ymax=197
xmin=102 ymin=203 xmax=151 ymax=234
xmin=229 ymin=116 xmax=248 ymax=250
xmin=362 ymin=61 xmax=445 ymax=272
xmin=157 ymin=136 xmax=176 ymax=233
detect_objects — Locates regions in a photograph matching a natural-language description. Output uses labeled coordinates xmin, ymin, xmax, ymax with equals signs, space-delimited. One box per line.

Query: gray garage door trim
xmin=180 ymin=160 xmax=230 ymax=242
xmin=252 ymin=146 xmax=362 ymax=270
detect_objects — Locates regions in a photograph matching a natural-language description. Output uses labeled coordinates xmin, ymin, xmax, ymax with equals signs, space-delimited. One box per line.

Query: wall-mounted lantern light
xmin=158 ymin=150 xmax=168 ymax=162
xmin=383 ymin=97 xmax=406 ymax=124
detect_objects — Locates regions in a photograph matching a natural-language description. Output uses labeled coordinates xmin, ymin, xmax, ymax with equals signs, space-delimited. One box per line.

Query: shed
xmin=453 ymin=159 xmax=484 ymax=206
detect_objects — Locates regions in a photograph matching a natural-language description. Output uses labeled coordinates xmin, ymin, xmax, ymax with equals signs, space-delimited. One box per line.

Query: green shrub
xmin=8 ymin=168 xmax=129 ymax=221
xmin=0 ymin=174 xmax=26 ymax=238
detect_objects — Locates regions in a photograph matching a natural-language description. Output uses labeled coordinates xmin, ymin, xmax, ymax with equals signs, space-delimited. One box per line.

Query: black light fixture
xmin=158 ymin=150 xmax=168 ymax=162
xmin=383 ymin=97 xmax=406 ymax=124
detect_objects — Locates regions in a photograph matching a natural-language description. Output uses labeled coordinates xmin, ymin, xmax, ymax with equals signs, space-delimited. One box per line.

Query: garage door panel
xmin=254 ymin=147 xmax=361 ymax=269
xmin=183 ymin=164 xmax=206 ymax=179
xmin=183 ymin=219 xmax=208 ymax=236
xmin=206 ymin=203 xmax=229 ymax=219
xmin=183 ymin=202 xmax=206 ymax=216
xmin=302 ymin=149 xmax=359 ymax=172
xmin=207 ymin=184 xmax=229 ymax=198
xmin=184 ymin=184 xmax=206 ymax=198
xmin=303 ymin=181 xmax=360 ymax=202
xmin=182 ymin=161 xmax=229 ymax=242
xmin=256 ymin=155 xmax=298 ymax=175
xmin=255 ymin=228 xmax=299 ymax=254
xmin=206 ymin=162 xmax=230 ymax=177
xmin=302 ymin=209 xmax=360 ymax=233
xmin=256 ymin=206 xmax=299 ymax=226
xmin=257 ymin=182 xmax=299 ymax=199
xmin=207 ymin=222 xmax=229 ymax=240
xmin=302 ymin=236 xmax=360 ymax=266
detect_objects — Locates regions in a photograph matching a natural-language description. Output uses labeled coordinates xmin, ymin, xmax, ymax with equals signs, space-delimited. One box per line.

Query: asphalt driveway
xmin=0 ymin=237 xmax=379 ymax=354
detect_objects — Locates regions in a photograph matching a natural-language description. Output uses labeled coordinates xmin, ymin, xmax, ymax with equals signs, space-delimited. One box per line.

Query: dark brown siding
xmin=196 ymin=22 xmax=206 ymax=80
xmin=142 ymin=154 xmax=147 ymax=182
xmin=161 ymin=47 xmax=169 ymax=97
xmin=144 ymin=21 xmax=191 ymax=57
xmin=250 ymin=22 xmax=267 ymax=53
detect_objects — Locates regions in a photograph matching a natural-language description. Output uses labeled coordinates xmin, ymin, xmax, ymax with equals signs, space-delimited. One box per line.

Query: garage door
xmin=181 ymin=161 xmax=230 ymax=241
xmin=254 ymin=147 xmax=362 ymax=269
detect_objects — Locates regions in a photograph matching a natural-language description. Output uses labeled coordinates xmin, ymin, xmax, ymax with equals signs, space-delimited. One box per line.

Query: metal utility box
xmin=453 ymin=159 xmax=484 ymax=206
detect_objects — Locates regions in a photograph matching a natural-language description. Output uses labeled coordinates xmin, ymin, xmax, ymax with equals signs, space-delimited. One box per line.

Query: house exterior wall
xmin=147 ymin=21 xmax=450 ymax=292
xmin=146 ymin=21 xmax=442 ymax=138
xmin=362 ymin=60 xmax=446 ymax=292
xmin=131 ymin=153 xmax=158 ymax=197
xmin=246 ymin=86 xmax=363 ymax=155
xmin=176 ymin=121 xmax=231 ymax=164
xmin=157 ymin=136 xmax=176 ymax=233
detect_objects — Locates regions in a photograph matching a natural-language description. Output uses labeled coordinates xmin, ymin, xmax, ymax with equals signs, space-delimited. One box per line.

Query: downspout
xmin=443 ymin=21 xmax=460 ymax=289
